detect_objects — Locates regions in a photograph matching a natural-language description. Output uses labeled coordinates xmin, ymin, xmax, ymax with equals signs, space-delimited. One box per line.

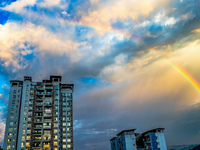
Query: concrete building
xmin=3 ymin=76 xmax=74 ymax=150
xmin=140 ymin=128 xmax=167 ymax=150
xmin=110 ymin=128 xmax=167 ymax=150
xmin=110 ymin=129 xmax=138 ymax=150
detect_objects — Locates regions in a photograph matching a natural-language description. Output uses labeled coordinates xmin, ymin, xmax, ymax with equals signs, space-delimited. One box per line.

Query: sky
xmin=0 ymin=0 xmax=200 ymax=149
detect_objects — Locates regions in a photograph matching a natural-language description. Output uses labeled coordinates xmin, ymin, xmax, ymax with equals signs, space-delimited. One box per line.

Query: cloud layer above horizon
xmin=0 ymin=0 xmax=200 ymax=149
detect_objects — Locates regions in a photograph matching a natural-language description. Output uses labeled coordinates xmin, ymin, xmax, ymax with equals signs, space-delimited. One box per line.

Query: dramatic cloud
xmin=0 ymin=0 xmax=200 ymax=149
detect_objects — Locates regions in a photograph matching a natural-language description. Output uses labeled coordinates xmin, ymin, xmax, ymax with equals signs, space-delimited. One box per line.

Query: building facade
xmin=110 ymin=129 xmax=138 ymax=150
xmin=110 ymin=128 xmax=167 ymax=150
xmin=140 ymin=128 xmax=167 ymax=150
xmin=3 ymin=76 xmax=74 ymax=150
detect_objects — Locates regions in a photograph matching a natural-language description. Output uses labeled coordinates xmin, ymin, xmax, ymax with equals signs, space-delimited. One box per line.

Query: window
xmin=54 ymin=130 xmax=57 ymax=134
xmin=23 ymin=124 xmax=26 ymax=128
xmin=27 ymin=130 xmax=31 ymax=134
xmin=12 ymin=145 xmax=14 ymax=148
xmin=54 ymin=142 xmax=57 ymax=146
xmin=9 ymin=128 xmax=12 ymax=132
xmin=13 ymin=95 xmax=16 ymax=99
xmin=26 ymin=136 xmax=31 ymax=140
xmin=67 ymin=139 xmax=71 ymax=142
xmin=12 ymin=100 xmax=16 ymax=104
xmin=67 ymin=144 xmax=71 ymax=148
xmin=22 ymin=130 xmax=26 ymax=134
xmin=54 ymin=135 xmax=57 ymax=140
xmin=10 ymin=122 xmax=13 ymax=126
xmin=63 ymin=133 xmax=66 ymax=138
xmin=7 ymin=139 xmax=11 ymax=144
xmin=54 ymin=123 xmax=58 ymax=128
xmin=63 ymin=145 xmax=66 ymax=148
xmin=21 ymin=142 xmax=25 ymax=147
xmin=7 ymin=145 xmax=11 ymax=150
xmin=44 ymin=130 xmax=51 ymax=134
xmin=21 ymin=136 xmax=25 ymax=141
xmin=26 ymin=142 xmax=30 ymax=147
xmin=13 ymin=90 xmax=16 ymax=94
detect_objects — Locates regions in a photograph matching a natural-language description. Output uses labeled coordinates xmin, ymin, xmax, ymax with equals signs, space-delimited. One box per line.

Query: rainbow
xmin=150 ymin=49 xmax=200 ymax=94
xmin=61 ymin=19 xmax=200 ymax=94
xmin=59 ymin=19 xmax=142 ymax=45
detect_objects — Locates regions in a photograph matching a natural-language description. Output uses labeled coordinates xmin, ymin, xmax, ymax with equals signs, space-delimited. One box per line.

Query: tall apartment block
xmin=3 ymin=76 xmax=74 ymax=150
xmin=110 ymin=128 xmax=167 ymax=150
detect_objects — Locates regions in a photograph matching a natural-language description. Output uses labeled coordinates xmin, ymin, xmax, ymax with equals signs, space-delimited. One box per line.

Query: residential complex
xmin=3 ymin=76 xmax=74 ymax=150
xmin=110 ymin=128 xmax=167 ymax=150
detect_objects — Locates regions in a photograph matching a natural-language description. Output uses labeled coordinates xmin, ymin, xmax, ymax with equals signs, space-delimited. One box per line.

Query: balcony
xmin=43 ymin=135 xmax=51 ymax=141
xmin=37 ymin=87 xmax=44 ymax=91
xmin=34 ymin=119 xmax=43 ymax=123
xmin=37 ymin=92 xmax=44 ymax=95
xmin=36 ymin=98 xmax=43 ymax=101
xmin=35 ymin=103 xmax=43 ymax=106
xmin=45 ymin=87 xmax=52 ymax=90
xmin=35 ymin=113 xmax=43 ymax=117
xmin=45 ymin=92 xmax=52 ymax=95
xmin=35 ymin=108 xmax=43 ymax=112
xmin=34 ymin=131 xmax=42 ymax=135
xmin=33 ymin=142 xmax=42 ymax=148
xmin=33 ymin=136 xmax=42 ymax=141
xmin=44 ymin=102 xmax=52 ymax=106
xmin=34 ymin=124 xmax=43 ymax=129
xmin=43 ymin=142 xmax=50 ymax=148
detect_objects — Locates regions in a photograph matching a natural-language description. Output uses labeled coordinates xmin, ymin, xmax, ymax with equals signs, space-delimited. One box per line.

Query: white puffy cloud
xmin=0 ymin=22 xmax=84 ymax=70
xmin=2 ymin=0 xmax=37 ymax=13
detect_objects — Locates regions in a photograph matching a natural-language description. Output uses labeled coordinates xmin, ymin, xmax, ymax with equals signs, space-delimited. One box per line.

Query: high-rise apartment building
xmin=3 ymin=76 xmax=74 ymax=150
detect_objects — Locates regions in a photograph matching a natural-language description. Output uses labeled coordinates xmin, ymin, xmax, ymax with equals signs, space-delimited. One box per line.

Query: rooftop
xmin=117 ymin=129 xmax=136 ymax=136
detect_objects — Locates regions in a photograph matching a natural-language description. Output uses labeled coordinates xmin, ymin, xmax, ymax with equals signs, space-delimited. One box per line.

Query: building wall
xmin=124 ymin=133 xmax=137 ymax=150
xmin=155 ymin=133 xmax=167 ymax=150
xmin=3 ymin=81 xmax=23 ymax=150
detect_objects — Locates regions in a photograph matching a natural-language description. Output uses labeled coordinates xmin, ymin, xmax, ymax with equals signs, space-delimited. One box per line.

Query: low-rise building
xmin=110 ymin=128 xmax=167 ymax=150
xmin=138 ymin=128 xmax=167 ymax=150
xmin=110 ymin=129 xmax=138 ymax=150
